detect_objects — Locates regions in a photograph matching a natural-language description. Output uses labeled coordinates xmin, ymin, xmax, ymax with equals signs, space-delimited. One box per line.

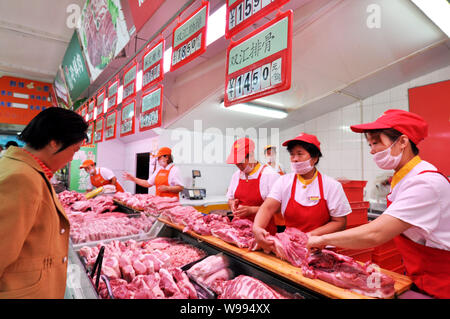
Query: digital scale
xmin=181 ymin=170 xmax=206 ymax=200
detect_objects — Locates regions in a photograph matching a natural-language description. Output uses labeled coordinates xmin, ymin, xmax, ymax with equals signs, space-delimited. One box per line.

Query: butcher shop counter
xmin=179 ymin=195 xmax=229 ymax=214
xmin=157 ymin=218 xmax=413 ymax=299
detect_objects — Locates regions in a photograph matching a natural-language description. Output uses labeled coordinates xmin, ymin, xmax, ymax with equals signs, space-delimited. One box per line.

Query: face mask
xmin=89 ymin=168 xmax=96 ymax=175
xmin=373 ymin=139 xmax=403 ymax=170
xmin=291 ymin=159 xmax=314 ymax=175
xmin=242 ymin=163 xmax=254 ymax=174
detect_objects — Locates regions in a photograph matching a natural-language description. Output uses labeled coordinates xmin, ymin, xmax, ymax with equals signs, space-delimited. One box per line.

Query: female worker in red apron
xmin=80 ymin=159 xmax=124 ymax=192
xmin=307 ymin=110 xmax=450 ymax=298
xmin=123 ymin=147 xmax=184 ymax=198
xmin=253 ymin=133 xmax=351 ymax=252
xmin=226 ymin=138 xmax=280 ymax=235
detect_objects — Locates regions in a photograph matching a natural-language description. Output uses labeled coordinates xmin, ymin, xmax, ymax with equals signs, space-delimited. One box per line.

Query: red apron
xmin=234 ymin=165 xmax=277 ymax=235
xmin=389 ymin=170 xmax=450 ymax=299
xmin=90 ymin=169 xmax=124 ymax=192
xmin=155 ymin=166 xmax=179 ymax=199
xmin=283 ymin=171 xmax=330 ymax=233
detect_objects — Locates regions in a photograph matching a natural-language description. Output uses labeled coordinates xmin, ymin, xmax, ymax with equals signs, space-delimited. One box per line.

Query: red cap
xmin=282 ymin=133 xmax=321 ymax=152
xmin=350 ymin=109 xmax=428 ymax=145
xmin=226 ymin=138 xmax=255 ymax=164
xmin=80 ymin=159 xmax=95 ymax=168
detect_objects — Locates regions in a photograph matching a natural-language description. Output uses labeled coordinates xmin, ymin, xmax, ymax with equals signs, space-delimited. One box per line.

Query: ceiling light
xmin=412 ymin=0 xmax=450 ymax=37
xmin=117 ymin=85 xmax=123 ymax=104
xmin=163 ymin=47 xmax=172 ymax=74
xmin=253 ymin=98 xmax=286 ymax=108
xmin=220 ymin=102 xmax=288 ymax=119
xmin=136 ymin=70 xmax=143 ymax=92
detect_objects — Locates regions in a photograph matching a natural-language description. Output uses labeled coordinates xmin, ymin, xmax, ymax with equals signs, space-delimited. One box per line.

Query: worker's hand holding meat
xmin=253 ymin=226 xmax=275 ymax=253
xmin=233 ymin=205 xmax=257 ymax=218
xmin=306 ymin=235 xmax=326 ymax=251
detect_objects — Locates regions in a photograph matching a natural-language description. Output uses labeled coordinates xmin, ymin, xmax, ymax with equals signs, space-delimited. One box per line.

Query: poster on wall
xmin=77 ymin=0 xmax=131 ymax=82
xmin=122 ymin=61 xmax=137 ymax=102
xmin=107 ymin=77 xmax=119 ymax=111
xmin=96 ymin=87 xmax=106 ymax=117
xmin=94 ymin=116 xmax=104 ymax=143
xmin=127 ymin=0 xmax=165 ymax=33
xmin=61 ymin=32 xmax=91 ymax=101
xmin=142 ymin=39 xmax=164 ymax=91
xmin=69 ymin=144 xmax=97 ymax=192
xmin=226 ymin=0 xmax=290 ymax=39
xmin=170 ymin=2 xmax=209 ymax=72
xmin=87 ymin=98 xmax=96 ymax=122
xmin=139 ymin=85 xmax=163 ymax=132
xmin=224 ymin=10 xmax=292 ymax=106
xmin=120 ymin=99 xmax=136 ymax=137
xmin=105 ymin=109 xmax=117 ymax=140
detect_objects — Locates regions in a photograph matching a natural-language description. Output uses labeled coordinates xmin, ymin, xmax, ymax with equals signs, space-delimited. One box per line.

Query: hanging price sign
xmin=226 ymin=0 xmax=289 ymax=39
xmin=142 ymin=39 xmax=164 ymax=91
xmin=139 ymin=85 xmax=163 ymax=132
xmin=224 ymin=10 xmax=292 ymax=106
xmin=171 ymin=2 xmax=209 ymax=72
xmin=107 ymin=78 xmax=119 ymax=111
xmin=105 ymin=110 xmax=118 ymax=140
xmin=87 ymin=98 xmax=96 ymax=122
xmin=96 ymin=87 xmax=106 ymax=117
xmin=94 ymin=117 xmax=104 ymax=143
xmin=122 ymin=61 xmax=137 ymax=102
xmin=85 ymin=121 xmax=94 ymax=145
xmin=120 ymin=99 xmax=135 ymax=137
xmin=81 ymin=103 xmax=87 ymax=119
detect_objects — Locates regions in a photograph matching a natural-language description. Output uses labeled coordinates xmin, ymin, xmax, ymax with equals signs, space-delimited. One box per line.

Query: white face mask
xmin=242 ymin=163 xmax=254 ymax=174
xmin=373 ymin=139 xmax=403 ymax=170
xmin=89 ymin=168 xmax=96 ymax=175
xmin=291 ymin=159 xmax=314 ymax=175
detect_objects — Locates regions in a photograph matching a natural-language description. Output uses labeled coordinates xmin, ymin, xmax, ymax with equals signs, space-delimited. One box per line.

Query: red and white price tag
xmin=142 ymin=39 xmax=164 ymax=91
xmin=139 ymin=85 xmax=163 ymax=132
xmin=105 ymin=110 xmax=117 ymax=140
xmin=120 ymin=99 xmax=136 ymax=137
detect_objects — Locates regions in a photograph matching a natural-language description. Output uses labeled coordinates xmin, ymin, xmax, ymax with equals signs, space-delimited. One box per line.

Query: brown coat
xmin=0 ymin=147 xmax=70 ymax=298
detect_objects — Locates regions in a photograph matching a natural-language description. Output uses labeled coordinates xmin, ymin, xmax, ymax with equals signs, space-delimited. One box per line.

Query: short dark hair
xmin=5 ymin=141 xmax=19 ymax=148
xmin=365 ymin=128 xmax=419 ymax=155
xmin=286 ymin=140 xmax=322 ymax=165
xmin=19 ymin=107 xmax=88 ymax=153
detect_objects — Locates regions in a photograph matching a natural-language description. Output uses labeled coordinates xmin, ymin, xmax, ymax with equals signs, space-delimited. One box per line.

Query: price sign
xmin=171 ymin=2 xmax=209 ymax=72
xmin=96 ymin=88 xmax=105 ymax=117
xmin=105 ymin=110 xmax=117 ymax=140
xmin=107 ymin=78 xmax=119 ymax=111
xmin=122 ymin=61 xmax=137 ymax=102
xmin=81 ymin=103 xmax=87 ymax=119
xmin=226 ymin=0 xmax=289 ymax=39
xmin=87 ymin=98 xmax=96 ymax=122
xmin=85 ymin=121 xmax=94 ymax=145
xmin=120 ymin=99 xmax=135 ymax=137
xmin=94 ymin=117 xmax=104 ymax=143
xmin=225 ymin=10 xmax=292 ymax=106
xmin=142 ymin=39 xmax=164 ymax=91
xmin=140 ymin=85 xmax=163 ymax=132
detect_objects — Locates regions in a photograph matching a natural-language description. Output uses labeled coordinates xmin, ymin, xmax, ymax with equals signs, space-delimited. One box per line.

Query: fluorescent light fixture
xmin=103 ymin=97 xmax=108 ymax=113
xmin=412 ymin=0 xmax=450 ymax=37
xmin=117 ymin=85 xmax=123 ymax=104
xmin=207 ymin=4 xmax=226 ymax=45
xmin=136 ymin=70 xmax=143 ymax=92
xmin=163 ymin=47 xmax=172 ymax=74
xmin=220 ymin=102 xmax=288 ymax=119
xmin=253 ymin=98 xmax=286 ymax=108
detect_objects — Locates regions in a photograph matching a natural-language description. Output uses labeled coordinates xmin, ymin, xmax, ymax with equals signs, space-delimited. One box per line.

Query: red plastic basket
xmin=346 ymin=201 xmax=369 ymax=227
xmin=339 ymin=180 xmax=368 ymax=202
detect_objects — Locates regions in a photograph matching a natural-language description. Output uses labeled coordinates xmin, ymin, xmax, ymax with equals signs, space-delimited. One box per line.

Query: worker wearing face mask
xmin=123 ymin=147 xmax=184 ymax=199
xmin=226 ymin=138 xmax=280 ymax=235
xmin=253 ymin=133 xmax=351 ymax=251
xmin=80 ymin=159 xmax=124 ymax=193
xmin=307 ymin=110 xmax=450 ymax=299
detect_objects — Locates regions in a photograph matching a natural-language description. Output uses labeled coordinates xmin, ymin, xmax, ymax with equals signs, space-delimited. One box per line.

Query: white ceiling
xmin=0 ymin=0 xmax=449 ymax=137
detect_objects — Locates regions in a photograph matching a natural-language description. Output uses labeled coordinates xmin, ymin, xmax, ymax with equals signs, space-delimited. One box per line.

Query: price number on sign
xmin=143 ymin=64 xmax=160 ymax=88
xmin=172 ymin=34 xmax=202 ymax=67
xmin=121 ymin=121 xmax=132 ymax=134
xmin=141 ymin=109 xmax=159 ymax=128
xmin=123 ymin=83 xmax=135 ymax=101
xmin=105 ymin=127 xmax=114 ymax=139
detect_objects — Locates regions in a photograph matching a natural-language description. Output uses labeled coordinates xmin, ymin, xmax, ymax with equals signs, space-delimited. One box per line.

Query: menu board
xmin=142 ymin=39 xmax=164 ymax=91
xmin=120 ymin=99 xmax=135 ymax=137
xmin=139 ymin=85 xmax=163 ymax=132
xmin=122 ymin=61 xmax=137 ymax=102
xmin=105 ymin=110 xmax=117 ymax=140
xmin=96 ymin=88 xmax=106 ymax=117
xmin=171 ymin=2 xmax=209 ymax=72
xmin=94 ymin=117 xmax=104 ymax=143
xmin=87 ymin=98 xmax=96 ymax=122
xmin=226 ymin=0 xmax=289 ymax=39
xmin=225 ymin=10 xmax=292 ymax=106
xmin=107 ymin=78 xmax=119 ymax=111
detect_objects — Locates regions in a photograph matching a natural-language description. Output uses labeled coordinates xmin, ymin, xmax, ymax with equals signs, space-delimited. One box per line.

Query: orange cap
xmin=80 ymin=159 xmax=95 ymax=168
xmin=156 ymin=147 xmax=172 ymax=158
xmin=226 ymin=138 xmax=255 ymax=164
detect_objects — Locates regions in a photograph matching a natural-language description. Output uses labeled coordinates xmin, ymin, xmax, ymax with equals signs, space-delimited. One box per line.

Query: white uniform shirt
xmin=384 ymin=159 xmax=450 ymax=250
xmin=226 ymin=164 xmax=280 ymax=200
xmin=87 ymin=167 xmax=116 ymax=189
xmin=148 ymin=163 xmax=185 ymax=187
xmin=268 ymin=171 xmax=351 ymax=218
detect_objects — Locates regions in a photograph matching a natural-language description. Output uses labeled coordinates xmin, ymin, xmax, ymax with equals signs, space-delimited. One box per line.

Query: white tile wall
xmin=278 ymin=65 xmax=450 ymax=201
